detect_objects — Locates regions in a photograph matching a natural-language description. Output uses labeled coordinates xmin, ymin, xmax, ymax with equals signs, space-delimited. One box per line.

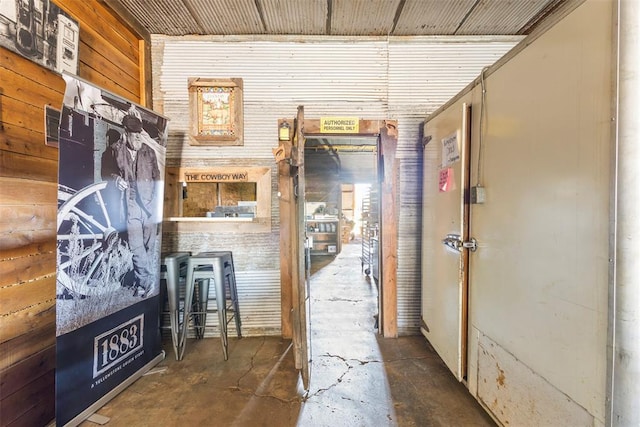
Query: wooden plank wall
xmin=0 ymin=1 xmax=145 ymax=425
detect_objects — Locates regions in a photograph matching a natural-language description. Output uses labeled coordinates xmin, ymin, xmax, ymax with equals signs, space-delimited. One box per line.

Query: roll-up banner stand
xmin=56 ymin=74 xmax=168 ymax=426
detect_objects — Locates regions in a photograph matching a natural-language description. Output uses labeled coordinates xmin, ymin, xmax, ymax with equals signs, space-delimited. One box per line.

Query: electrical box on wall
xmin=471 ymin=186 xmax=486 ymax=204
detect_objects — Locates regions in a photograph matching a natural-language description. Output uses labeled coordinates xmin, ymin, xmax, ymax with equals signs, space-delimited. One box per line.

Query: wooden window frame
xmin=164 ymin=166 xmax=271 ymax=233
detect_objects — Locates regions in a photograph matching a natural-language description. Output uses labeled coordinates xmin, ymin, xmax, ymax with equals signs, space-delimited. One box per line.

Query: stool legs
xmin=192 ymin=278 xmax=206 ymax=340
xmin=211 ymin=265 xmax=229 ymax=360
xmin=181 ymin=253 xmax=241 ymax=361
xmin=224 ymin=260 xmax=242 ymax=338
xmin=165 ymin=259 xmax=181 ymax=359
xmin=192 ymin=275 xmax=228 ymax=359
xmin=161 ymin=252 xmax=190 ymax=361
xmin=181 ymin=263 xmax=196 ymax=361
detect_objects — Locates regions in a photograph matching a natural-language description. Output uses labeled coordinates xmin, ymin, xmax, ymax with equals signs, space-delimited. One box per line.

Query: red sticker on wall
xmin=439 ymin=168 xmax=456 ymax=192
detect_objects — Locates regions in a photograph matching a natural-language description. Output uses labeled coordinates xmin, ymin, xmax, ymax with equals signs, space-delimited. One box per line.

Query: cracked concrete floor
xmin=80 ymin=242 xmax=495 ymax=426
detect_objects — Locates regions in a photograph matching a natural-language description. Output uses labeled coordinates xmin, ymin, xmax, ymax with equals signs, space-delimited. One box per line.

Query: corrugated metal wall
xmin=151 ymin=35 xmax=520 ymax=336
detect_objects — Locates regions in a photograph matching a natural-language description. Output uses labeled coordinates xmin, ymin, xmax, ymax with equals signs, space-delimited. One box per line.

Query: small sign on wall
xmin=441 ymin=131 xmax=460 ymax=167
xmin=184 ymin=170 xmax=249 ymax=182
xmin=320 ymin=117 xmax=359 ymax=133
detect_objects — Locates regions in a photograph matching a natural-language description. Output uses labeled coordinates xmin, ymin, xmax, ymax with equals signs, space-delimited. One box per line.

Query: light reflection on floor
xmin=297 ymin=241 xmax=398 ymax=426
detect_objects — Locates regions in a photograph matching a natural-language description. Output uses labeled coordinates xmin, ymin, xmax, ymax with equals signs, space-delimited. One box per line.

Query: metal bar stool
xmin=201 ymin=251 xmax=242 ymax=338
xmin=182 ymin=252 xmax=241 ymax=360
xmin=160 ymin=252 xmax=190 ymax=360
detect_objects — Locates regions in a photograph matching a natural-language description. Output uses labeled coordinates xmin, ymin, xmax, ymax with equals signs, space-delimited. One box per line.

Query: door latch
xmin=462 ymin=237 xmax=477 ymax=252
xmin=442 ymin=234 xmax=478 ymax=252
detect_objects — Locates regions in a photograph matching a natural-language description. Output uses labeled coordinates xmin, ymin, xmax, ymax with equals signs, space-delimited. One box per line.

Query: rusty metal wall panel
xmin=458 ymin=0 xmax=556 ymax=35
xmin=117 ymin=0 xmax=202 ymax=35
xmin=261 ymin=0 xmax=327 ymax=34
xmin=394 ymin=0 xmax=477 ymax=35
xmin=186 ymin=0 xmax=264 ymax=34
xmin=477 ymin=333 xmax=594 ymax=425
xmin=112 ymin=0 xmax=559 ymax=37
xmin=331 ymin=0 xmax=400 ymax=35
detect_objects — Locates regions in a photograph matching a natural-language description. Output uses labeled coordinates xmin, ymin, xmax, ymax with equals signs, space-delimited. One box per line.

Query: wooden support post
xmin=379 ymin=121 xmax=398 ymax=338
xmin=276 ymin=119 xmax=294 ymax=339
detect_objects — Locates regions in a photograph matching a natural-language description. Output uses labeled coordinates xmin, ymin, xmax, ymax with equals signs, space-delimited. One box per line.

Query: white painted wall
xmin=423 ymin=0 xmax=613 ymax=424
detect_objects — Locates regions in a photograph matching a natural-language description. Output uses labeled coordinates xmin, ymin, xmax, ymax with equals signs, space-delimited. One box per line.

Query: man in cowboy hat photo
xmin=102 ymin=107 xmax=161 ymax=297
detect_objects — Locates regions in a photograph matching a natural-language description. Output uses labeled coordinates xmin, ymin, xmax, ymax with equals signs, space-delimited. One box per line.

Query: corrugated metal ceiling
xmin=107 ymin=0 xmax=565 ymax=37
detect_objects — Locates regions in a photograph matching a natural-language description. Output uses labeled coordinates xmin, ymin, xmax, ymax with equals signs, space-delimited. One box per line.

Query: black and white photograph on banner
xmin=56 ymin=74 xmax=168 ymax=426
xmin=56 ymin=75 xmax=168 ymax=334
xmin=0 ymin=0 xmax=79 ymax=74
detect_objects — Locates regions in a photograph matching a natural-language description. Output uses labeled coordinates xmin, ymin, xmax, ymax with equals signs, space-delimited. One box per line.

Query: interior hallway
xmin=80 ymin=241 xmax=495 ymax=426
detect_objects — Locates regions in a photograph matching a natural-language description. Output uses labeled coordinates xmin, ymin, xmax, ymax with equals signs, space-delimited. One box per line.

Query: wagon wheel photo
xmin=57 ymin=181 xmax=133 ymax=298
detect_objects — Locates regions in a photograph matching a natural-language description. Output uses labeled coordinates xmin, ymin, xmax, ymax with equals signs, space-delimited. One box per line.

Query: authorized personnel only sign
xmin=320 ymin=117 xmax=359 ymax=133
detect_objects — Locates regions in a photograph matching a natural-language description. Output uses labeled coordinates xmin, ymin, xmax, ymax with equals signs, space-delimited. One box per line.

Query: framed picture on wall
xmin=0 ymin=0 xmax=79 ymax=74
xmin=188 ymin=77 xmax=244 ymax=146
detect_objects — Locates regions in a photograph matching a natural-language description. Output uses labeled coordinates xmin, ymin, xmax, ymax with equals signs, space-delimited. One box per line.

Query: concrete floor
xmin=80 ymin=241 xmax=495 ymax=427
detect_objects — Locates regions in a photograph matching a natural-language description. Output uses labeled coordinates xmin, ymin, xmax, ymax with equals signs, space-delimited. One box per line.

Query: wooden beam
xmin=379 ymin=121 xmax=398 ymax=337
xmin=290 ymin=112 xmax=303 ymax=367
xmin=277 ymin=119 xmax=295 ymax=339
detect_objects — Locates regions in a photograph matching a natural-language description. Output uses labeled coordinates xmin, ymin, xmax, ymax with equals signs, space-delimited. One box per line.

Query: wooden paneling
xmin=1 ymin=96 xmax=54 ymax=133
xmin=0 ymin=151 xmax=57 ymax=182
xmin=0 ymin=50 xmax=66 ymax=95
xmin=61 ymin=0 xmax=141 ymax=64
xmin=0 ymin=301 xmax=55 ymax=350
xmin=0 ymin=370 xmax=55 ymax=426
xmin=0 ymin=323 xmax=56 ymax=372
xmin=0 ymin=276 xmax=56 ymax=325
xmin=0 ymin=0 xmax=148 ymax=423
xmin=0 ymin=179 xmax=56 ymax=206
xmin=0 ymin=240 xmax=56 ymax=260
xmin=0 ymin=251 xmax=56 ymax=287
xmin=0 ymin=205 xmax=57 ymax=236
xmin=0 ymin=346 xmax=55 ymax=400
xmin=0 ymin=124 xmax=55 ymax=160
xmin=0 ymin=60 xmax=65 ymax=109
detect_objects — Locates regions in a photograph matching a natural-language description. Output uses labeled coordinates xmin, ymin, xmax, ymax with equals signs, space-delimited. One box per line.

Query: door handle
xmin=442 ymin=234 xmax=462 ymax=251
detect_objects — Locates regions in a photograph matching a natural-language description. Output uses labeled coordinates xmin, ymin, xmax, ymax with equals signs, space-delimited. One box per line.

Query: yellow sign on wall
xmin=320 ymin=117 xmax=359 ymax=133
xmin=184 ymin=170 xmax=249 ymax=181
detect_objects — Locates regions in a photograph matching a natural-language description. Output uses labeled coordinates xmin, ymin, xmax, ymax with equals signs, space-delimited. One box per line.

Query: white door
xmin=421 ymin=104 xmax=471 ymax=380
